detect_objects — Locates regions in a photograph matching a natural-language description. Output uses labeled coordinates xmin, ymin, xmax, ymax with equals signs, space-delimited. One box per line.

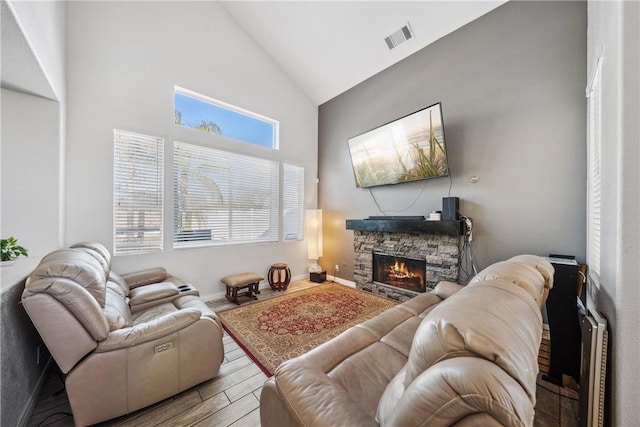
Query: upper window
xmin=113 ymin=130 xmax=164 ymax=255
xmin=174 ymin=87 xmax=279 ymax=149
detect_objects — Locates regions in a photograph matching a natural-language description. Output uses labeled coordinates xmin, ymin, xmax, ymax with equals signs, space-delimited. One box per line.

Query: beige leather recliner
xmin=22 ymin=242 xmax=224 ymax=427
xmin=260 ymin=255 xmax=554 ymax=427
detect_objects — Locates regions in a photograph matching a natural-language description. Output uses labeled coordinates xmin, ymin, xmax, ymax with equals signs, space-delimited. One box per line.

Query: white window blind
xmin=113 ymin=130 xmax=164 ymax=255
xmin=173 ymin=141 xmax=279 ymax=247
xmin=587 ymin=59 xmax=602 ymax=278
xmin=282 ymin=163 xmax=304 ymax=241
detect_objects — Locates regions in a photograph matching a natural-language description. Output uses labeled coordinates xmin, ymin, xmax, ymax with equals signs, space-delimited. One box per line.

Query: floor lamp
xmin=305 ymin=209 xmax=325 ymax=281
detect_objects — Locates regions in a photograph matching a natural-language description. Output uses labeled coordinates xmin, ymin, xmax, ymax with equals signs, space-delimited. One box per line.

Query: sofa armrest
xmin=95 ymin=308 xmax=202 ymax=352
xmin=166 ymin=275 xmax=186 ymax=287
xmin=432 ymin=280 xmax=464 ymax=299
xmin=261 ymin=358 xmax=377 ymax=427
xmin=121 ymin=267 xmax=169 ymax=289
xmin=129 ymin=282 xmax=179 ymax=307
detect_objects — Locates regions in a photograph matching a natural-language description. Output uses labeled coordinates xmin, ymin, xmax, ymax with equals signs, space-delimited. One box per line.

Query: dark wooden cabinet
xmin=544 ymin=258 xmax=581 ymax=385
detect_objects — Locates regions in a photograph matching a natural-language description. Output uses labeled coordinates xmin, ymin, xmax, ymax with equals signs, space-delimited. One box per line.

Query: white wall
xmin=5 ymin=0 xmax=67 ymax=102
xmin=2 ymin=0 xmax=68 ymax=250
xmin=1 ymin=89 xmax=60 ymax=259
xmin=1 ymin=3 xmax=67 ymax=426
xmin=587 ymin=1 xmax=640 ymax=425
xmin=66 ymin=2 xmax=318 ymax=299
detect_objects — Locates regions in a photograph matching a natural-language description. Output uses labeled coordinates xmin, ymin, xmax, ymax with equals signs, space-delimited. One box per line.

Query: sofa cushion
xmin=378 ymin=357 xmax=535 ymax=427
xmin=376 ymin=366 xmax=406 ymax=424
xmin=329 ymin=341 xmax=407 ymax=419
xmin=402 ymin=279 xmax=542 ymax=402
xmin=379 ymin=316 xmax=423 ymax=358
xmin=509 ymin=254 xmax=554 ymax=288
xmin=71 ymin=242 xmax=112 ymax=277
xmin=31 ymin=249 xmax=108 ymax=307
xmin=103 ymin=287 xmax=132 ymax=330
xmin=107 ymin=271 xmax=130 ymax=297
xmin=131 ymin=301 xmax=179 ymax=325
xmin=24 ymin=250 xmax=110 ymax=341
xmin=468 ymin=259 xmax=549 ymax=306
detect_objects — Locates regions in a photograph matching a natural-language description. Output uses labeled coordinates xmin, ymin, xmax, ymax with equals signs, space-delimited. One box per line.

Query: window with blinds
xmin=113 ymin=130 xmax=164 ymax=255
xmin=587 ymin=59 xmax=602 ymax=278
xmin=173 ymin=141 xmax=279 ymax=247
xmin=282 ymin=163 xmax=304 ymax=241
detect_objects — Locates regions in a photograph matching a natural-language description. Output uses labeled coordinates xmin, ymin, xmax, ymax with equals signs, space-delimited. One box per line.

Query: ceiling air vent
xmin=384 ymin=23 xmax=413 ymax=50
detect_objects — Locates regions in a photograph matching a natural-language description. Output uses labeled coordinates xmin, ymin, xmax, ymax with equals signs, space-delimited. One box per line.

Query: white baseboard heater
xmin=579 ymin=307 xmax=608 ymax=427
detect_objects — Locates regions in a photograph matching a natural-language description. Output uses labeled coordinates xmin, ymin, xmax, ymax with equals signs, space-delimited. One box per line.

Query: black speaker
xmin=442 ymin=197 xmax=459 ymax=220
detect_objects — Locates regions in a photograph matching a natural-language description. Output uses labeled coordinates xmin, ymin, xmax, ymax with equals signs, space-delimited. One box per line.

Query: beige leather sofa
xmin=22 ymin=242 xmax=224 ymax=426
xmin=260 ymin=255 xmax=554 ymax=427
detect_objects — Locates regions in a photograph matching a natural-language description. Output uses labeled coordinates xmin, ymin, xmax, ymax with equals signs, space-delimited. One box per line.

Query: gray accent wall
xmin=319 ymin=1 xmax=587 ymax=280
xmin=1 ymin=279 xmax=49 ymax=427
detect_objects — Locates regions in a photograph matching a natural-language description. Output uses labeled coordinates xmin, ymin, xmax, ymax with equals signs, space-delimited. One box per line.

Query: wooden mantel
xmin=345 ymin=218 xmax=464 ymax=236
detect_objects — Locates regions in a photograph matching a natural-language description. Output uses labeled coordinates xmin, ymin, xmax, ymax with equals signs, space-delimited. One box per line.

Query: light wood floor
xmin=27 ymin=280 xmax=577 ymax=426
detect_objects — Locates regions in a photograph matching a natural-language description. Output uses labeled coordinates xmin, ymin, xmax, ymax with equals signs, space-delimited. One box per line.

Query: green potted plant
xmin=1 ymin=236 xmax=29 ymax=265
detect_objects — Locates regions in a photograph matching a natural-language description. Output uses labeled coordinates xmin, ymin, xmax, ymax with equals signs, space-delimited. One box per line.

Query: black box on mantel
xmin=442 ymin=197 xmax=459 ymax=221
xmin=310 ymin=271 xmax=326 ymax=283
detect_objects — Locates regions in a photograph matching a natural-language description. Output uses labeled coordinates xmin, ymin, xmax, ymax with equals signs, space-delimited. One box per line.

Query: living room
xmin=1 ymin=1 xmax=638 ymax=426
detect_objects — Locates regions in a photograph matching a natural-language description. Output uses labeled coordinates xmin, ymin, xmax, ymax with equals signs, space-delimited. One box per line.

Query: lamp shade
xmin=305 ymin=209 xmax=323 ymax=259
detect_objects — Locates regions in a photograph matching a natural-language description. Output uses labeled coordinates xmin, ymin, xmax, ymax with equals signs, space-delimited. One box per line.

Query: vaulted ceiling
xmin=221 ymin=1 xmax=507 ymax=105
xmin=1 ymin=1 xmax=507 ymax=105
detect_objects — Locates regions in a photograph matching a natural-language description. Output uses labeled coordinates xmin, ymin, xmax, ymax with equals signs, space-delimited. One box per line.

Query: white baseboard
xmin=328 ymin=276 xmax=356 ymax=288
xmin=18 ymin=357 xmax=52 ymax=427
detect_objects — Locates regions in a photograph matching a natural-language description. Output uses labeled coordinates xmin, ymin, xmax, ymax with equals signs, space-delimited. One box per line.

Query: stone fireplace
xmin=346 ymin=219 xmax=463 ymax=301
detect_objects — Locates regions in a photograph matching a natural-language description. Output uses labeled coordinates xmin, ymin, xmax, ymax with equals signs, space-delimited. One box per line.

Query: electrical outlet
xmin=335 ymin=264 xmax=340 ymax=272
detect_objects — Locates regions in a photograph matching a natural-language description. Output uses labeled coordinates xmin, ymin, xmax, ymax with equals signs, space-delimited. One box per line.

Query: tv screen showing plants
xmin=348 ymin=103 xmax=448 ymax=188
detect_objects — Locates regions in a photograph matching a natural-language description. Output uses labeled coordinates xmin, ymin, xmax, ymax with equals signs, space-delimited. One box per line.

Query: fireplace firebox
xmin=372 ymin=252 xmax=427 ymax=293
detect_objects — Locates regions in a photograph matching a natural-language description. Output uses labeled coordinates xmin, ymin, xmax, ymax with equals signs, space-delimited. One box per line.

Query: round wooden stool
xmin=268 ymin=263 xmax=291 ymax=291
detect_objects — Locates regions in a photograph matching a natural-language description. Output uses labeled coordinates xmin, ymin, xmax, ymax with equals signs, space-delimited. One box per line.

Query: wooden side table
xmin=268 ymin=263 xmax=291 ymax=291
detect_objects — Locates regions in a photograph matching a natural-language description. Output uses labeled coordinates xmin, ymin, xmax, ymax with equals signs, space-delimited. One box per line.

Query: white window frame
xmin=586 ymin=57 xmax=603 ymax=284
xmin=174 ymin=86 xmax=280 ymax=150
xmin=113 ymin=130 xmax=164 ymax=255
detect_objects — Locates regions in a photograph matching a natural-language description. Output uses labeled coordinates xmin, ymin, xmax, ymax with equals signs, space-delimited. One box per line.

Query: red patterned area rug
xmin=217 ymin=283 xmax=398 ymax=376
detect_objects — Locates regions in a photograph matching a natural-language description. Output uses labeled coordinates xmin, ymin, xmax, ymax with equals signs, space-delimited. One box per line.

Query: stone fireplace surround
xmin=346 ymin=219 xmax=463 ymax=301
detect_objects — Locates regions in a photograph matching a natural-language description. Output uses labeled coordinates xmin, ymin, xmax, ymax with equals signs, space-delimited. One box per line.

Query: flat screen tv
xmin=348 ymin=102 xmax=449 ymax=188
